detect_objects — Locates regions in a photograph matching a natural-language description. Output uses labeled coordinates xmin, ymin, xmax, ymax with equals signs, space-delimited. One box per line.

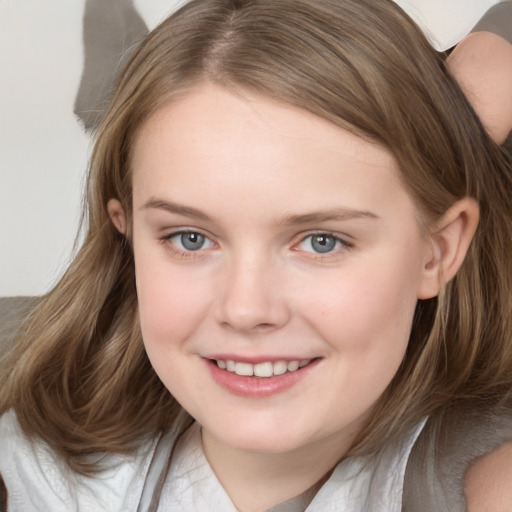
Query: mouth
xmin=205 ymin=357 xmax=320 ymax=397
xmin=213 ymin=358 xmax=313 ymax=378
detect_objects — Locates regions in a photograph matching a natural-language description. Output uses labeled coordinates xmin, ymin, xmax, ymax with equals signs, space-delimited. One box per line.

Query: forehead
xmin=132 ymin=83 xmax=395 ymax=169
xmin=130 ymin=83 xmax=416 ymax=222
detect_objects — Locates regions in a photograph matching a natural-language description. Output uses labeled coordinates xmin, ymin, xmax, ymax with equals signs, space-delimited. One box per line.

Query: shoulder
xmin=0 ymin=410 xmax=156 ymax=512
xmin=403 ymin=397 xmax=512 ymax=511
xmin=465 ymin=440 xmax=512 ymax=512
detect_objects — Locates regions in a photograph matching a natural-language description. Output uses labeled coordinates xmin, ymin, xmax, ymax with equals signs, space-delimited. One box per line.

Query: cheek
xmin=134 ymin=247 xmax=213 ymax=351
xmin=298 ymin=252 xmax=422 ymax=357
xmin=296 ymin=259 xmax=420 ymax=428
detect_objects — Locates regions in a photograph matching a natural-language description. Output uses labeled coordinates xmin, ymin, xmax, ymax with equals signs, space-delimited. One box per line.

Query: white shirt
xmin=395 ymin=0 xmax=502 ymax=50
xmin=159 ymin=421 xmax=426 ymax=512
xmin=0 ymin=411 xmax=155 ymax=511
xmin=0 ymin=410 xmax=426 ymax=512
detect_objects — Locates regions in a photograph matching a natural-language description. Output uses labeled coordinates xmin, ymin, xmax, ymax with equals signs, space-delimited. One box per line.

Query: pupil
xmin=312 ymin=235 xmax=335 ymax=253
xmin=181 ymin=233 xmax=204 ymax=250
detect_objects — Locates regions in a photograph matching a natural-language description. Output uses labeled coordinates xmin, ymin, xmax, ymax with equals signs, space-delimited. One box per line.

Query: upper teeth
xmin=216 ymin=359 xmax=311 ymax=377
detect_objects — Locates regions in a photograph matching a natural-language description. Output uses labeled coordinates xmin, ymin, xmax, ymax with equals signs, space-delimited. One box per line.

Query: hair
xmin=1 ymin=0 xmax=511 ymax=475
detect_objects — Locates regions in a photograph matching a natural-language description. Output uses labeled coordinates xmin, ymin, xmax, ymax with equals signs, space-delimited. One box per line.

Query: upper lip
xmin=205 ymin=354 xmax=318 ymax=364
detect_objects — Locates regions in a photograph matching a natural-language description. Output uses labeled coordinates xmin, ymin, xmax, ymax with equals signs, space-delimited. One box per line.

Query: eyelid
xmin=160 ymin=226 xmax=215 ymax=240
xmin=292 ymin=231 xmax=354 ymax=257
xmin=159 ymin=228 xmax=217 ymax=258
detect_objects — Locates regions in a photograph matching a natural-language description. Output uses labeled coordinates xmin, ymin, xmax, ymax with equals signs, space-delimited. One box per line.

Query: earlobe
xmin=417 ymin=198 xmax=479 ymax=299
xmin=107 ymin=199 xmax=127 ymax=234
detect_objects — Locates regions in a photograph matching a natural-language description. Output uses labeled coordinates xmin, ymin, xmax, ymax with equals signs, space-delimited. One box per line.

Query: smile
xmin=206 ymin=356 xmax=320 ymax=397
xmin=215 ymin=359 xmax=312 ymax=378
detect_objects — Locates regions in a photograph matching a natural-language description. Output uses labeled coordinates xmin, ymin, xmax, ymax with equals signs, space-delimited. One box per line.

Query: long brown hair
xmin=1 ymin=0 xmax=511 ymax=474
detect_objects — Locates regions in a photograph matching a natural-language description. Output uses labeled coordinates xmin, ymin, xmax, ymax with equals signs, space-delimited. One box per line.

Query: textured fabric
xmin=394 ymin=0 xmax=501 ymax=50
xmin=472 ymin=1 xmax=512 ymax=43
xmin=265 ymin=482 xmax=321 ymax=512
xmin=0 ymin=410 xmax=425 ymax=512
xmin=153 ymin=420 xmax=426 ymax=512
xmin=74 ymin=0 xmax=149 ymax=131
xmin=304 ymin=420 xmax=426 ymax=512
xmin=0 ymin=296 xmax=40 ymax=356
xmin=402 ymin=397 xmax=512 ymax=512
xmin=0 ymin=410 xmax=156 ymax=512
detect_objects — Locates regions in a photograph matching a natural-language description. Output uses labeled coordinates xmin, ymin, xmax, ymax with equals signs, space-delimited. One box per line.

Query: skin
xmin=109 ymin=82 xmax=478 ymax=511
xmin=448 ymin=31 xmax=512 ymax=144
xmin=465 ymin=441 xmax=512 ymax=512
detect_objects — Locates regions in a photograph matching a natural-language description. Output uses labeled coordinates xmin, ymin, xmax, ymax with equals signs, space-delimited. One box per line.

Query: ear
xmin=107 ymin=198 xmax=127 ymax=234
xmin=417 ymin=197 xmax=479 ymax=299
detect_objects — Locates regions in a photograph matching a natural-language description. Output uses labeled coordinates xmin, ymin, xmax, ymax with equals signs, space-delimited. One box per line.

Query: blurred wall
xmin=0 ymin=0 xmax=184 ymax=296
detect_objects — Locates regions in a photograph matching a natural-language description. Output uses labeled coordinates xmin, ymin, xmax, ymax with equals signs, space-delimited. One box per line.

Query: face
xmin=127 ymin=83 xmax=436 ymax=460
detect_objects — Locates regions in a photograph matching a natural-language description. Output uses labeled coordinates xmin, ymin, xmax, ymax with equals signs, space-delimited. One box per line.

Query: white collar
xmin=157 ymin=419 xmax=426 ymax=512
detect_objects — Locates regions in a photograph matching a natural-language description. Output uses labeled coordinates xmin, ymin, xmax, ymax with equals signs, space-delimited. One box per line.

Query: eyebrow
xmin=141 ymin=198 xmax=378 ymax=225
xmin=280 ymin=209 xmax=379 ymax=225
xmin=141 ymin=198 xmax=212 ymax=221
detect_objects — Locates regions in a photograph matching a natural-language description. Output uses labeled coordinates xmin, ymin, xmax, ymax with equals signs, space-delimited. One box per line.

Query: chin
xmin=204 ymin=415 xmax=318 ymax=455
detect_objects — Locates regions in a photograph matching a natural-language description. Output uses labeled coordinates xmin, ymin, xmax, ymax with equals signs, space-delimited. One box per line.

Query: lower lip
xmin=205 ymin=359 xmax=319 ymax=397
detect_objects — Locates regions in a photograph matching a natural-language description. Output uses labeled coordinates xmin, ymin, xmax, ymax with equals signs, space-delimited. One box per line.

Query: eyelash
xmin=159 ymin=230 xmax=353 ymax=260
xmin=159 ymin=230 xmax=216 ymax=259
xmin=294 ymin=233 xmax=354 ymax=259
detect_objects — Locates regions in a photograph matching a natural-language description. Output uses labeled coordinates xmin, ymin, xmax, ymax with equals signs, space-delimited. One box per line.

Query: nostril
xmin=255 ymin=322 xmax=274 ymax=330
xmin=219 ymin=321 xmax=276 ymax=333
xmin=215 ymin=287 xmax=291 ymax=332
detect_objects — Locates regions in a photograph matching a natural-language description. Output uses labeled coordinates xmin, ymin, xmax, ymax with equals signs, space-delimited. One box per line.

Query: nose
xmin=215 ymin=253 xmax=291 ymax=334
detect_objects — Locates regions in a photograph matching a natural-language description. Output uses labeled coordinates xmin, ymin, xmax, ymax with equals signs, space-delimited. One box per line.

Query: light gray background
xmin=0 ymin=0 xmax=184 ymax=296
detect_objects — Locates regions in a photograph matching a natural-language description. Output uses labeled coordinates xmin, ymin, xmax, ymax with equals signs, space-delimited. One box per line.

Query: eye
xmin=167 ymin=231 xmax=215 ymax=252
xmin=298 ymin=234 xmax=347 ymax=254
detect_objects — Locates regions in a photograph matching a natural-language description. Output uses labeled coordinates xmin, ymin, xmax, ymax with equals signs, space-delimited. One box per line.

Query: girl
xmin=1 ymin=0 xmax=511 ymax=510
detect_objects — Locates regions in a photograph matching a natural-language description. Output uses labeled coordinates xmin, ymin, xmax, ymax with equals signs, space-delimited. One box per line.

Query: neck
xmin=201 ymin=429 xmax=354 ymax=512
